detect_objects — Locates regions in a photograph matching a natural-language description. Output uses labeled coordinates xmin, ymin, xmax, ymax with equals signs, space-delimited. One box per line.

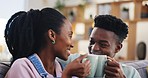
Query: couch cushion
xmin=123 ymin=60 xmax=148 ymax=78
xmin=0 ymin=62 xmax=10 ymax=78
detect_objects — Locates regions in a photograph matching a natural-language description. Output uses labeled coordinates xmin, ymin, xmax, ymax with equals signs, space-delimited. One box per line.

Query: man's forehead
xmin=90 ymin=27 xmax=117 ymax=42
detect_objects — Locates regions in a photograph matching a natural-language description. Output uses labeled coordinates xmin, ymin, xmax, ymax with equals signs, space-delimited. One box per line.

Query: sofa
xmin=122 ymin=60 xmax=148 ymax=78
xmin=0 ymin=62 xmax=10 ymax=78
xmin=0 ymin=60 xmax=148 ymax=78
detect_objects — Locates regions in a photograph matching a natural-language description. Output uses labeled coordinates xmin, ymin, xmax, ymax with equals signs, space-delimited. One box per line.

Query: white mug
xmin=95 ymin=55 xmax=107 ymax=77
xmin=83 ymin=54 xmax=99 ymax=78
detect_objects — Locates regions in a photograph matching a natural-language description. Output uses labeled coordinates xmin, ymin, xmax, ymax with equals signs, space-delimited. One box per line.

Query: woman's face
xmin=54 ymin=19 xmax=73 ymax=60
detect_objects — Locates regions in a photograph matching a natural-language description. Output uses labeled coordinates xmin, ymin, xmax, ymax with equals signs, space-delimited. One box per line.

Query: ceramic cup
xmin=83 ymin=54 xmax=99 ymax=78
xmin=95 ymin=55 xmax=107 ymax=77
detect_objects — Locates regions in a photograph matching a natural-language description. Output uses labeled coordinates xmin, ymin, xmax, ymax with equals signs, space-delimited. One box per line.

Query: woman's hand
xmin=62 ymin=54 xmax=91 ymax=78
xmin=104 ymin=56 xmax=126 ymax=78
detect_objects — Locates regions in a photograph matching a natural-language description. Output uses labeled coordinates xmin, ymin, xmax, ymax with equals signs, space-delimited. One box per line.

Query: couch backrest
xmin=1 ymin=60 xmax=148 ymax=78
xmin=123 ymin=60 xmax=148 ymax=78
xmin=0 ymin=62 xmax=10 ymax=78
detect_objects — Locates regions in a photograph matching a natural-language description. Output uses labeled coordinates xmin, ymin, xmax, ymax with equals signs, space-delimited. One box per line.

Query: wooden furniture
xmin=61 ymin=0 xmax=148 ymax=60
xmin=96 ymin=0 xmax=148 ymax=60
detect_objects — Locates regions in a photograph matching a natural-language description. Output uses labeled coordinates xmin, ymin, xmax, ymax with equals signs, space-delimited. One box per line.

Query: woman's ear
xmin=115 ymin=43 xmax=122 ymax=53
xmin=48 ymin=29 xmax=56 ymax=42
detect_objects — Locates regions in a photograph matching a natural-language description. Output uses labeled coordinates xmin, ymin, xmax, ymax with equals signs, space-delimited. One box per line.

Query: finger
xmin=86 ymin=63 xmax=91 ymax=76
xmin=105 ymin=75 xmax=117 ymax=78
xmin=107 ymin=61 xmax=120 ymax=67
xmin=77 ymin=53 xmax=88 ymax=62
xmin=107 ymin=56 xmax=115 ymax=62
xmin=79 ymin=60 xmax=91 ymax=77
xmin=84 ymin=60 xmax=91 ymax=74
xmin=81 ymin=60 xmax=91 ymax=72
xmin=105 ymin=65 xmax=120 ymax=73
xmin=107 ymin=56 xmax=112 ymax=59
xmin=76 ymin=69 xmax=87 ymax=77
xmin=83 ymin=59 xmax=90 ymax=64
xmin=107 ymin=58 xmax=120 ymax=67
xmin=104 ymin=68 xmax=118 ymax=77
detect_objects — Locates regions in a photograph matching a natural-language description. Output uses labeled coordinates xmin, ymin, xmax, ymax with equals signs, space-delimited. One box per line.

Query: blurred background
xmin=0 ymin=0 xmax=148 ymax=62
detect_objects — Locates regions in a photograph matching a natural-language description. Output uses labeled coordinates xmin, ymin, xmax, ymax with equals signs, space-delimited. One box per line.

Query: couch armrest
xmin=0 ymin=62 xmax=10 ymax=78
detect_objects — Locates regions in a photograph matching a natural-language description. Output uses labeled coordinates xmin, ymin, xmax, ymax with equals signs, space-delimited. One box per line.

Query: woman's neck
xmin=38 ymin=49 xmax=56 ymax=76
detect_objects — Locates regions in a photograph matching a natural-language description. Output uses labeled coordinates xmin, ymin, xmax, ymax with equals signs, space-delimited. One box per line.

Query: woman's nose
xmin=70 ymin=40 xmax=74 ymax=48
xmin=70 ymin=45 xmax=74 ymax=48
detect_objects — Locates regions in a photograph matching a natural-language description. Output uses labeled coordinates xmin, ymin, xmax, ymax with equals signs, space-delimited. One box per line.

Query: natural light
xmin=0 ymin=18 xmax=12 ymax=62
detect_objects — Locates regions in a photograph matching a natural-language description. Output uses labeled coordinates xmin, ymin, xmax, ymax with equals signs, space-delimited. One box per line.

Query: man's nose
xmin=91 ymin=43 xmax=103 ymax=55
xmin=92 ymin=43 xmax=100 ymax=51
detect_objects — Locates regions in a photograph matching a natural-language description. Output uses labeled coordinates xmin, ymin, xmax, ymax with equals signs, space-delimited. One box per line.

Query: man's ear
xmin=48 ymin=29 xmax=56 ymax=42
xmin=115 ymin=43 xmax=122 ymax=53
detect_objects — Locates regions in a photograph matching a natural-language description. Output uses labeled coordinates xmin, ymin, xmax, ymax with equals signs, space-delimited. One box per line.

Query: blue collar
xmin=28 ymin=54 xmax=48 ymax=78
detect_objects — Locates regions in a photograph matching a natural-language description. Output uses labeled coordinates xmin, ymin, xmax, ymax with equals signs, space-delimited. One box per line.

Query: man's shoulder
xmin=68 ymin=53 xmax=80 ymax=59
xmin=57 ymin=53 xmax=80 ymax=63
xmin=120 ymin=63 xmax=141 ymax=78
xmin=120 ymin=63 xmax=136 ymax=71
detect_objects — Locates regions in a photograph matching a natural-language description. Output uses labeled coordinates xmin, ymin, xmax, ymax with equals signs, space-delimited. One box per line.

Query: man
xmin=58 ymin=15 xmax=141 ymax=78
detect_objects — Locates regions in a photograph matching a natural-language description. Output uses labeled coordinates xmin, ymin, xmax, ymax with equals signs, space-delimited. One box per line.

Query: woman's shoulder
xmin=9 ymin=58 xmax=34 ymax=72
xmin=12 ymin=58 xmax=31 ymax=67
xmin=5 ymin=58 xmax=40 ymax=78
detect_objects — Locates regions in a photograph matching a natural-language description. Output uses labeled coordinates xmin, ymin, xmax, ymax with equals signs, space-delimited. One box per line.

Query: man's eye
xmin=99 ymin=43 xmax=109 ymax=48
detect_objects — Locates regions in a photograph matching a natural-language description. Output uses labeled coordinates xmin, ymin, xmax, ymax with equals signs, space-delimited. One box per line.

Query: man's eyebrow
xmin=90 ymin=37 xmax=108 ymax=43
xmin=99 ymin=40 xmax=108 ymax=43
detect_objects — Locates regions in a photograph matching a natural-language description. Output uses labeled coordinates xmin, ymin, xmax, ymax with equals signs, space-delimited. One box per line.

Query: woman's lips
xmin=66 ymin=50 xmax=71 ymax=56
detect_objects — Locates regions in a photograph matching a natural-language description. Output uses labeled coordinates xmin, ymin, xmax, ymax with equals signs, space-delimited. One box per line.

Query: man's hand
xmin=62 ymin=54 xmax=91 ymax=78
xmin=104 ymin=56 xmax=126 ymax=78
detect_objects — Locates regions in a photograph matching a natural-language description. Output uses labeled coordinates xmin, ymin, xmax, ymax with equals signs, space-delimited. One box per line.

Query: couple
xmin=5 ymin=8 xmax=141 ymax=78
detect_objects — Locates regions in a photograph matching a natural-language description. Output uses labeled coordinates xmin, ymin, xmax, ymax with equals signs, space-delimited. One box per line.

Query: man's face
xmin=88 ymin=27 xmax=122 ymax=57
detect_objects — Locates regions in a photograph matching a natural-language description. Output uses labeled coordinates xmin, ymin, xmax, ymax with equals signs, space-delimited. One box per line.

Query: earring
xmin=52 ymin=40 xmax=55 ymax=44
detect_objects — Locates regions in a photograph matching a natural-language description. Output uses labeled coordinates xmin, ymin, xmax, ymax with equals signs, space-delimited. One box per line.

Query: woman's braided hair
xmin=5 ymin=8 xmax=66 ymax=63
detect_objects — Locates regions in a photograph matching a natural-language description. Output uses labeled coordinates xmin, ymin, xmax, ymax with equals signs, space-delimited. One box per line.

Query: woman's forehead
xmin=61 ymin=20 xmax=72 ymax=33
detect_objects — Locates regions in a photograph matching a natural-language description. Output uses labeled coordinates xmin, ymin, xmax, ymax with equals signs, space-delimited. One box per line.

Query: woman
xmin=4 ymin=8 xmax=90 ymax=78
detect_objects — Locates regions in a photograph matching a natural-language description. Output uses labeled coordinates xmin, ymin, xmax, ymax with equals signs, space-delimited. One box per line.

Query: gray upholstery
xmin=0 ymin=60 xmax=148 ymax=78
xmin=0 ymin=62 xmax=10 ymax=78
xmin=122 ymin=60 xmax=148 ymax=78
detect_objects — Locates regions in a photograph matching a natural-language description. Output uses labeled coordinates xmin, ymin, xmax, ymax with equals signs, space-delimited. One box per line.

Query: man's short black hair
xmin=94 ymin=15 xmax=128 ymax=43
